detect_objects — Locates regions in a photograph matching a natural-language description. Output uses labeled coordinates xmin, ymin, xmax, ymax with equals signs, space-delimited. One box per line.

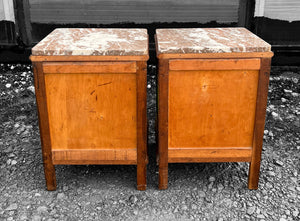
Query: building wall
xmin=0 ymin=0 xmax=15 ymax=22
xmin=254 ymin=0 xmax=300 ymax=65
xmin=255 ymin=0 xmax=300 ymax=22
xmin=29 ymin=0 xmax=239 ymax=24
xmin=0 ymin=0 xmax=15 ymax=45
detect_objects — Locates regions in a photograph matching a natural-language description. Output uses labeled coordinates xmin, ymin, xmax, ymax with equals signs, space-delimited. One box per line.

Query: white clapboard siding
xmin=0 ymin=0 xmax=15 ymax=22
xmin=255 ymin=0 xmax=300 ymax=22
xmin=29 ymin=0 xmax=239 ymax=24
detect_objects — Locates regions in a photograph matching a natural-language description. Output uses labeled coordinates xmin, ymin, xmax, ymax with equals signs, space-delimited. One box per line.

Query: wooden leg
xmin=42 ymin=153 xmax=57 ymax=191
xmin=159 ymin=166 xmax=168 ymax=190
xmin=248 ymin=58 xmax=271 ymax=189
xmin=158 ymin=59 xmax=169 ymax=190
xmin=33 ymin=62 xmax=57 ymax=191
xmin=137 ymin=163 xmax=147 ymax=191
xmin=136 ymin=61 xmax=147 ymax=190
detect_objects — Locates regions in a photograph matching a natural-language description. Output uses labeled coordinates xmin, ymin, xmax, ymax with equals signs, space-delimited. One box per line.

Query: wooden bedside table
xmin=155 ymin=28 xmax=273 ymax=190
xmin=30 ymin=28 xmax=149 ymax=190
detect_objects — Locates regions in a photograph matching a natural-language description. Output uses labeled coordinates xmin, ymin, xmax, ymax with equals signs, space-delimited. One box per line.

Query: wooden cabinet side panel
xmin=45 ymin=72 xmax=137 ymax=150
xmin=168 ymin=69 xmax=259 ymax=148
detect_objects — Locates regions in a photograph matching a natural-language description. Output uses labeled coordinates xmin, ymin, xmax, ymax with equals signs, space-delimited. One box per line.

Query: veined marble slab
xmin=156 ymin=28 xmax=271 ymax=54
xmin=32 ymin=28 xmax=148 ymax=56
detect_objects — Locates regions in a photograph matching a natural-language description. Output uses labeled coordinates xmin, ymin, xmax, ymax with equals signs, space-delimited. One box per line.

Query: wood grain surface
xmin=158 ymin=59 xmax=169 ymax=190
xmin=136 ymin=61 xmax=148 ymax=190
xmin=45 ymin=72 xmax=137 ymax=151
xmin=169 ymin=58 xmax=260 ymax=71
xmin=52 ymin=149 xmax=137 ymax=165
xmin=168 ymin=147 xmax=252 ymax=163
xmin=248 ymin=57 xmax=272 ymax=189
xmin=168 ymin=69 xmax=259 ymax=148
xmin=43 ymin=62 xmax=137 ymax=74
xmin=33 ymin=62 xmax=57 ymax=191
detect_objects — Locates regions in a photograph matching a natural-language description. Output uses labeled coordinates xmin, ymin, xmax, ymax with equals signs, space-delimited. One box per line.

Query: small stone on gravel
xmin=63 ymin=185 xmax=68 ymax=191
xmin=181 ymin=205 xmax=188 ymax=211
xmin=217 ymin=183 xmax=224 ymax=191
xmin=27 ymin=86 xmax=35 ymax=93
xmin=5 ymin=203 xmax=18 ymax=211
xmin=4 ymin=146 xmax=13 ymax=153
xmin=191 ymin=204 xmax=197 ymax=210
xmin=271 ymin=112 xmax=280 ymax=120
xmin=37 ymin=206 xmax=48 ymax=214
xmin=257 ymin=214 xmax=265 ymax=219
xmin=57 ymin=193 xmax=65 ymax=200
xmin=268 ymin=171 xmax=276 ymax=176
xmin=281 ymin=98 xmax=287 ymax=102
xmin=292 ymin=209 xmax=299 ymax=217
xmin=32 ymin=215 xmax=42 ymax=221
xmin=205 ymin=197 xmax=212 ymax=203
xmin=247 ymin=206 xmax=256 ymax=215
xmin=208 ymin=176 xmax=216 ymax=182
xmin=19 ymin=214 xmax=28 ymax=220
xmin=274 ymin=159 xmax=284 ymax=167
xmin=129 ymin=195 xmax=138 ymax=204
xmin=265 ymin=182 xmax=273 ymax=189
xmin=198 ymin=191 xmax=206 ymax=198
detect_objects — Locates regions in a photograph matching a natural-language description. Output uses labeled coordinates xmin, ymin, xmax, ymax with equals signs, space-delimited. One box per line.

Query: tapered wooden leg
xmin=248 ymin=58 xmax=271 ymax=189
xmin=158 ymin=59 xmax=169 ymax=190
xmin=137 ymin=163 xmax=147 ymax=191
xmin=33 ymin=62 xmax=57 ymax=191
xmin=159 ymin=166 xmax=168 ymax=190
xmin=42 ymin=154 xmax=57 ymax=191
xmin=136 ymin=61 xmax=147 ymax=190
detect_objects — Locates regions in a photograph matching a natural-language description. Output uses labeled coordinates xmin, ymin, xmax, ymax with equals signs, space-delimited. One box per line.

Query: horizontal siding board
xmin=29 ymin=0 xmax=238 ymax=6
xmin=29 ymin=0 xmax=239 ymax=24
xmin=257 ymin=0 xmax=300 ymax=22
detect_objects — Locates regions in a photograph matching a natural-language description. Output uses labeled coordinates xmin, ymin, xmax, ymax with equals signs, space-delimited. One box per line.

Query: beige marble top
xmin=156 ymin=28 xmax=271 ymax=54
xmin=32 ymin=28 xmax=148 ymax=56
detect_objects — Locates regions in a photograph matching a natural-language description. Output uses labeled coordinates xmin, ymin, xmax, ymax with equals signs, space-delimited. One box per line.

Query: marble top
xmin=32 ymin=28 xmax=148 ymax=56
xmin=156 ymin=28 xmax=271 ymax=54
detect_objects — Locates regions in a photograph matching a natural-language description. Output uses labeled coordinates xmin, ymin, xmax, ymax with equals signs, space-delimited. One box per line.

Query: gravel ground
xmin=0 ymin=63 xmax=299 ymax=221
